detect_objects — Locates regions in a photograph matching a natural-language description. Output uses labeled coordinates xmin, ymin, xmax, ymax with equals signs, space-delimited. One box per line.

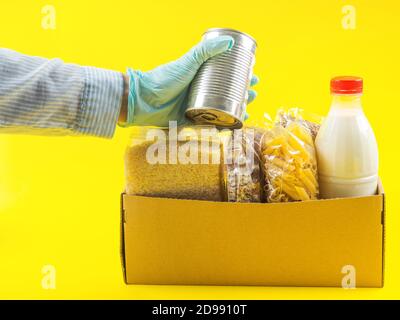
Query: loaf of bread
xmin=125 ymin=127 xmax=223 ymax=201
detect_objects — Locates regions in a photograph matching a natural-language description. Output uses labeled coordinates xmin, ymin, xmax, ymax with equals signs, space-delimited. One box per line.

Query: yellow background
xmin=0 ymin=0 xmax=398 ymax=299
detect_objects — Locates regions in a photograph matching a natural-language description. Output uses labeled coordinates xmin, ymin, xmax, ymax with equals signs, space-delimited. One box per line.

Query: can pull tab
xmin=201 ymin=113 xmax=218 ymax=121
xmin=193 ymin=112 xmax=218 ymax=123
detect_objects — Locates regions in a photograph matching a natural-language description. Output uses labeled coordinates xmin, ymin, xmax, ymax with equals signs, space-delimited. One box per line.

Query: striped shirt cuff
xmin=76 ymin=66 xmax=123 ymax=138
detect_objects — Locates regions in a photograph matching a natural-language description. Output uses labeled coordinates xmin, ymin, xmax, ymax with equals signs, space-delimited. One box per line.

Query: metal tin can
xmin=185 ymin=28 xmax=257 ymax=129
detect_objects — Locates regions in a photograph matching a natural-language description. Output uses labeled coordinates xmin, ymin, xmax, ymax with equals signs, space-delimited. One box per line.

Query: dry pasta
xmin=261 ymin=121 xmax=319 ymax=202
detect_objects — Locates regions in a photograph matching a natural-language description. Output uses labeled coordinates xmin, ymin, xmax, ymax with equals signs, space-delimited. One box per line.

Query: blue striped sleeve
xmin=0 ymin=48 xmax=123 ymax=138
xmin=77 ymin=66 xmax=123 ymax=138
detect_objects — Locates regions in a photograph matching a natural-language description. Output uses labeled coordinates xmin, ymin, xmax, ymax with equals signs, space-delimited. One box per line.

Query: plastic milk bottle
xmin=315 ymin=76 xmax=379 ymax=198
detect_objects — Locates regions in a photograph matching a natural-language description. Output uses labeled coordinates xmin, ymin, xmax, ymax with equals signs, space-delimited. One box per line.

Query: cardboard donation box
xmin=120 ymin=183 xmax=385 ymax=287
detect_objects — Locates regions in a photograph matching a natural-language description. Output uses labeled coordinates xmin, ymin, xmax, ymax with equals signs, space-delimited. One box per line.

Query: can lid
xmin=204 ymin=28 xmax=257 ymax=47
xmin=331 ymin=76 xmax=363 ymax=94
xmin=185 ymin=107 xmax=243 ymax=129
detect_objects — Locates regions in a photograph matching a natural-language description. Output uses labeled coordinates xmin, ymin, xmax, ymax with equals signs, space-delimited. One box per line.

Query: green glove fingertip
xmin=195 ymin=35 xmax=235 ymax=64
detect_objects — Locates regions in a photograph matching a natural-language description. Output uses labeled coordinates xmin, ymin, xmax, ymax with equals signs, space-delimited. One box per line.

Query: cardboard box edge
xmin=120 ymin=193 xmax=127 ymax=284
xmin=381 ymin=188 xmax=386 ymax=288
xmin=122 ymin=181 xmax=385 ymax=208
xmin=377 ymin=179 xmax=385 ymax=288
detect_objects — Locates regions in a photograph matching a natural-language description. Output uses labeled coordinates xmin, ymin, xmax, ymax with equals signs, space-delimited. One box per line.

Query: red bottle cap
xmin=331 ymin=76 xmax=363 ymax=94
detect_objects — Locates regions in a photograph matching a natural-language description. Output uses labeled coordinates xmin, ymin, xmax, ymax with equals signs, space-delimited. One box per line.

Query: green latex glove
xmin=122 ymin=36 xmax=259 ymax=127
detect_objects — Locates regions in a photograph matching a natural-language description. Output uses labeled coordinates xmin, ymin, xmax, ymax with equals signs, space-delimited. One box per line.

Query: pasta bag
xmin=261 ymin=121 xmax=319 ymax=202
xmin=275 ymin=107 xmax=321 ymax=140
xmin=223 ymin=127 xmax=265 ymax=203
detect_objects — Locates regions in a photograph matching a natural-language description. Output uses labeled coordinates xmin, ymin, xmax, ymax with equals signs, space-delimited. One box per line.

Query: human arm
xmin=0 ymin=37 xmax=258 ymax=138
xmin=0 ymin=48 xmax=123 ymax=138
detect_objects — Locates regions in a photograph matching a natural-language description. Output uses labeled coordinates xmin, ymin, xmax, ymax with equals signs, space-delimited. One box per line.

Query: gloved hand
xmin=121 ymin=36 xmax=259 ymax=127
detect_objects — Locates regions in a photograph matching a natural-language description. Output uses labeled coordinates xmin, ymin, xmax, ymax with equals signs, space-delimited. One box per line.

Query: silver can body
xmin=186 ymin=28 xmax=257 ymax=129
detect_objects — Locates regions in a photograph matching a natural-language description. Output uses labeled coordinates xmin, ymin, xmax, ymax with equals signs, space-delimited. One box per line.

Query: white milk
xmin=315 ymin=80 xmax=378 ymax=199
